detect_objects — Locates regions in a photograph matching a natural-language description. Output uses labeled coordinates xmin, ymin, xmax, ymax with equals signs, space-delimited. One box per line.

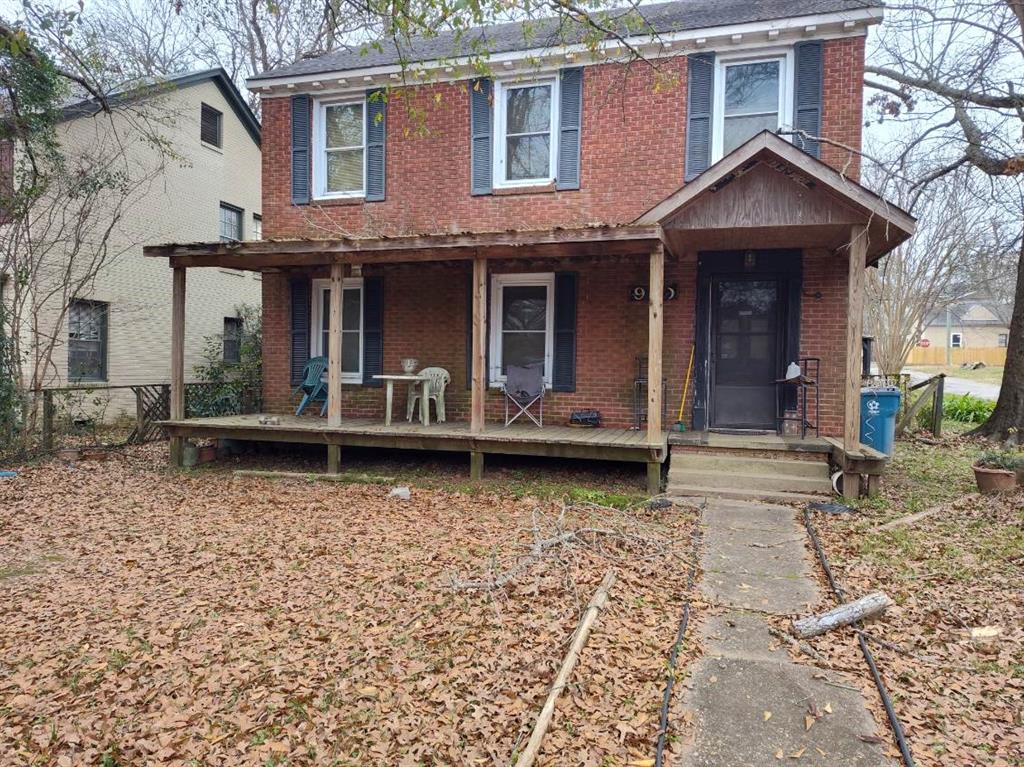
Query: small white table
xmin=373 ymin=374 xmax=431 ymax=426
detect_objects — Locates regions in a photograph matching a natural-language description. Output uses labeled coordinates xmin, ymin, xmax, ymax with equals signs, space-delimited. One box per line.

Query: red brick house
xmin=149 ymin=0 xmax=914 ymax=498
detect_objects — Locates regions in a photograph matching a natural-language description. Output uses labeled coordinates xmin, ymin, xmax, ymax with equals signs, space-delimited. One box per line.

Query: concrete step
xmin=668 ymin=469 xmax=832 ymax=495
xmin=666 ymin=485 xmax=829 ymax=504
xmin=674 ymin=453 xmax=829 ymax=479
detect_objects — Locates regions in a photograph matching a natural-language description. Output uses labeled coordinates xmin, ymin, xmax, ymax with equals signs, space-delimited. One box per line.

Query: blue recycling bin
xmin=860 ymin=387 xmax=901 ymax=456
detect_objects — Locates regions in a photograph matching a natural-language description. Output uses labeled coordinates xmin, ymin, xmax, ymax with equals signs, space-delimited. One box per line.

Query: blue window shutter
xmin=685 ymin=53 xmax=714 ymax=181
xmin=552 ymin=272 xmax=577 ymax=392
xmin=794 ymin=41 xmax=823 ymax=158
xmin=291 ymin=95 xmax=311 ymax=204
xmin=362 ymin=276 xmax=384 ymax=386
xmin=290 ymin=277 xmax=311 ymax=384
xmin=557 ymin=67 xmax=583 ymax=190
xmin=469 ymin=79 xmax=492 ymax=195
xmin=365 ymin=89 xmax=386 ymax=201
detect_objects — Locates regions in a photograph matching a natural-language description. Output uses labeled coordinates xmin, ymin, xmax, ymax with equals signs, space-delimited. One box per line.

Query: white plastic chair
xmin=407 ymin=367 xmax=451 ymax=423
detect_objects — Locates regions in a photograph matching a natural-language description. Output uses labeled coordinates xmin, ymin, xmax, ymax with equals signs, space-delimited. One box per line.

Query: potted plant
xmin=973 ymin=450 xmax=1024 ymax=494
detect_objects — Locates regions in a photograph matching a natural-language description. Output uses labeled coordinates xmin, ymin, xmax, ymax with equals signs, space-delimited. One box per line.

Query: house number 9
xmin=630 ymin=285 xmax=678 ymax=301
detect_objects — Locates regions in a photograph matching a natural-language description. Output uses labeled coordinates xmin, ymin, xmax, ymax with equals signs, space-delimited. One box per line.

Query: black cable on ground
xmin=802 ymin=508 xmax=917 ymax=767
xmin=654 ymin=508 xmax=703 ymax=767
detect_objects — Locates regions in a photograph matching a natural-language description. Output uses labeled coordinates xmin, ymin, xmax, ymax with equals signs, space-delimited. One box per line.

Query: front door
xmin=710 ymin=277 xmax=782 ymax=430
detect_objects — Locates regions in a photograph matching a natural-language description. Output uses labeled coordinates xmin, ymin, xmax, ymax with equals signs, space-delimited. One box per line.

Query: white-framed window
xmin=219 ymin=202 xmax=243 ymax=242
xmin=713 ymin=50 xmax=793 ymax=162
xmin=313 ymin=98 xmax=366 ymax=199
xmin=252 ymin=214 xmax=262 ymax=241
xmin=997 ymin=333 xmax=1008 ymax=348
xmin=493 ymin=78 xmax=559 ymax=187
xmin=489 ymin=272 xmax=555 ymax=385
xmin=950 ymin=332 xmax=963 ymax=348
xmin=311 ymin=278 xmax=364 ymax=383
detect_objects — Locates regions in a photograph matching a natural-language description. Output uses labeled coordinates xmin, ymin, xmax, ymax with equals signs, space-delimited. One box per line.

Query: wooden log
xmin=791 ymin=591 xmax=893 ymax=639
xmin=515 ymin=570 xmax=616 ymax=767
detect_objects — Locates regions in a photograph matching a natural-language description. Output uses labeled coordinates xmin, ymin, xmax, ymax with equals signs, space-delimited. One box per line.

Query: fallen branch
xmin=515 ymin=570 xmax=616 ymax=767
xmin=768 ymin=626 xmax=824 ymax=661
xmin=791 ymin=591 xmax=893 ymax=639
xmin=873 ymin=494 xmax=978 ymax=532
xmin=232 ymin=469 xmax=395 ymax=485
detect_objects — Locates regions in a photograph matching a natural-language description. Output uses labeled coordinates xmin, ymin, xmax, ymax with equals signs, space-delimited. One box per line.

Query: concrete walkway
xmin=676 ymin=500 xmax=893 ymax=766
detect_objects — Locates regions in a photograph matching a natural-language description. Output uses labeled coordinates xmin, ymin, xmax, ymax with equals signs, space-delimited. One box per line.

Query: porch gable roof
xmin=635 ymin=131 xmax=916 ymax=264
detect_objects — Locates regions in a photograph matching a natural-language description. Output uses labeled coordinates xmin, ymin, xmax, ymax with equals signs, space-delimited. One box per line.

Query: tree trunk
xmin=971 ymin=234 xmax=1024 ymax=443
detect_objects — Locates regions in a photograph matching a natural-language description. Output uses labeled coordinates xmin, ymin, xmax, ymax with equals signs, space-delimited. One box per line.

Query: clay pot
xmin=57 ymin=448 xmax=80 ymax=462
xmin=198 ymin=445 xmax=217 ymax=464
xmin=973 ymin=464 xmax=1017 ymax=494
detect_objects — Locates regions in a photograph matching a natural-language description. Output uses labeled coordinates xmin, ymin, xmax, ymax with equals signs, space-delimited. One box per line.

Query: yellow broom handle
xmin=677 ymin=346 xmax=695 ymax=422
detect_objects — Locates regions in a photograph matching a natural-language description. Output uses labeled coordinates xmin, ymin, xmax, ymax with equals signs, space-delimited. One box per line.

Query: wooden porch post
xmin=470 ymin=257 xmax=487 ymax=480
xmin=169 ymin=266 xmax=186 ymax=467
xmin=326 ymin=262 xmax=344 ymax=471
xmin=646 ymin=243 xmax=665 ymax=495
xmin=843 ymin=225 xmax=868 ymax=498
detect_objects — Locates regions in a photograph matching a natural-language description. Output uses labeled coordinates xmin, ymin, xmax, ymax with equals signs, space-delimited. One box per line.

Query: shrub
xmin=942 ymin=393 xmax=994 ymax=424
xmin=189 ymin=305 xmax=262 ymax=417
xmin=0 ymin=306 xmax=21 ymax=459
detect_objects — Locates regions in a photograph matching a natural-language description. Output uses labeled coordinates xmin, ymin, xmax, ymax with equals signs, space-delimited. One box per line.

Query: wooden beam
xmin=327 ymin=262 xmax=344 ymax=427
xmin=169 ymin=267 xmax=186 ymax=467
xmin=843 ymin=224 xmax=867 ymax=498
xmin=470 ymin=258 xmax=487 ymax=433
xmin=646 ymin=242 xmax=665 ymax=445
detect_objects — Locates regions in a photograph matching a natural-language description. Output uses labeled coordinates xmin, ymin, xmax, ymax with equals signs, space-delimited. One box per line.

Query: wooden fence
xmin=906 ymin=346 xmax=1006 ymax=366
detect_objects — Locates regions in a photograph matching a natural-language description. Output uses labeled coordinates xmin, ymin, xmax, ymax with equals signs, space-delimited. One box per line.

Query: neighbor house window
xmin=950 ymin=332 xmax=963 ymax=348
xmin=252 ymin=214 xmax=262 ymax=241
xmin=489 ymin=273 xmax=554 ymax=384
xmin=713 ymin=52 xmax=793 ymax=161
xmin=68 ymin=299 xmax=108 ymax=381
xmin=313 ymin=99 xmax=365 ymax=198
xmin=201 ymin=103 xmax=223 ymax=147
xmin=494 ymin=79 xmax=558 ymax=186
xmin=997 ymin=333 xmax=1008 ymax=348
xmin=219 ymin=203 xmax=243 ymax=242
xmin=311 ymin=278 xmax=363 ymax=382
xmin=223 ymin=317 xmax=242 ymax=364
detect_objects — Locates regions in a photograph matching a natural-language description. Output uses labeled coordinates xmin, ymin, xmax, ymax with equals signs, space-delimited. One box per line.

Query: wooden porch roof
xmin=635 ymin=131 xmax=917 ymax=264
xmin=142 ymin=225 xmax=663 ymax=270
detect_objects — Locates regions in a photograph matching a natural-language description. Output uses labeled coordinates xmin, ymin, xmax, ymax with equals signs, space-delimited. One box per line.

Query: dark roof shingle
xmin=251 ymin=0 xmax=877 ymax=82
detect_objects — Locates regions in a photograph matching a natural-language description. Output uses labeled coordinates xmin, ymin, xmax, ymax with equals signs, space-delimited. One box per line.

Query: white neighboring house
xmin=1 ymin=69 xmax=262 ymax=420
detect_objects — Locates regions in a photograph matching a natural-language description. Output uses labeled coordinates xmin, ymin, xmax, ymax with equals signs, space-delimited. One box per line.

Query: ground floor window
xmin=489 ymin=272 xmax=554 ymax=384
xmin=950 ymin=332 xmax=963 ymax=348
xmin=223 ymin=316 xmax=242 ymax=363
xmin=311 ymin=278 xmax=363 ymax=382
xmin=68 ymin=299 xmax=108 ymax=381
xmin=997 ymin=333 xmax=1008 ymax=348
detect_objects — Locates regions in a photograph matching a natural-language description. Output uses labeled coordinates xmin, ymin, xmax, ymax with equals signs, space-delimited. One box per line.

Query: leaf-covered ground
xmin=807 ymin=428 xmax=1023 ymax=767
xmin=0 ymin=444 xmax=699 ymax=766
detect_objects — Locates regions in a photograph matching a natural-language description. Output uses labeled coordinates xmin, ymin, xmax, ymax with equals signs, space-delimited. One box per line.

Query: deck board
xmin=161 ymin=414 xmax=668 ymax=464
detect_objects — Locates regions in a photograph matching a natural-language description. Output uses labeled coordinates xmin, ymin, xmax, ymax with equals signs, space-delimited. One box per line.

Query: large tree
xmin=865 ymin=0 xmax=1024 ymax=441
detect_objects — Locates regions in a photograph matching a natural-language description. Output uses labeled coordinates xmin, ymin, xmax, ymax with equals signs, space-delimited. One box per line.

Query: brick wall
xmin=264 ymin=249 xmax=851 ymax=437
xmin=261 ymin=38 xmax=865 ymax=239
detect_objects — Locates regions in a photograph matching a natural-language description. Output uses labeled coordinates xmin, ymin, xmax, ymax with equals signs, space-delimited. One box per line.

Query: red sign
xmin=918 ymin=338 xmax=931 ymax=348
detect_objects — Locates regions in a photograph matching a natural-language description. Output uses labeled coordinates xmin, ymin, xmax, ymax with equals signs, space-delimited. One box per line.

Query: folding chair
xmin=502 ymin=364 xmax=545 ymax=427
xmin=293 ymin=356 xmax=328 ymax=416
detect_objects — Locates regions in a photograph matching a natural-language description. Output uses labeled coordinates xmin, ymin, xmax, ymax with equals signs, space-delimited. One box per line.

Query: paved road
xmin=906 ymin=369 xmax=1001 ymax=401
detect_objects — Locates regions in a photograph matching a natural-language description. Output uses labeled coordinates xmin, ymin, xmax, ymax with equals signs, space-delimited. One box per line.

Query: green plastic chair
xmin=293 ymin=356 xmax=329 ymax=416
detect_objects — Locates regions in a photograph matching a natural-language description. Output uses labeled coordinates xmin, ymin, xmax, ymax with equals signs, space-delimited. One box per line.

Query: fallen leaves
xmin=0 ymin=444 xmax=700 ymax=766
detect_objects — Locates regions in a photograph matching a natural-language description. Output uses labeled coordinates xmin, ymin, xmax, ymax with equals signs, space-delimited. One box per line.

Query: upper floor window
xmin=201 ymin=103 xmax=223 ymax=148
xmin=219 ymin=202 xmax=243 ymax=242
xmin=713 ymin=52 xmax=793 ymax=161
xmin=69 ymin=299 xmax=108 ymax=382
xmin=252 ymin=213 xmax=262 ymax=241
xmin=313 ymin=99 xmax=365 ymax=198
xmin=494 ymin=79 xmax=558 ymax=187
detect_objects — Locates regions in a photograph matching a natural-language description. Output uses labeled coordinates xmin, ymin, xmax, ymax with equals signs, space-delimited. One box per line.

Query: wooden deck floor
xmin=162 ymin=414 xmax=668 ymax=463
